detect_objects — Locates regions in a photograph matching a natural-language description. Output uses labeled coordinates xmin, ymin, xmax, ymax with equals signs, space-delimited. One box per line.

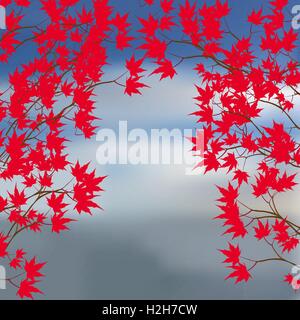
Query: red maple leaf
xmin=220 ymin=243 xmax=240 ymax=265
xmin=17 ymin=279 xmax=43 ymax=299
xmin=233 ymin=170 xmax=249 ymax=186
xmin=51 ymin=212 xmax=75 ymax=233
xmin=126 ymin=55 xmax=145 ymax=77
xmin=24 ymin=257 xmax=46 ymax=280
xmin=0 ymin=234 xmax=8 ymax=258
xmin=151 ymin=59 xmax=177 ymax=80
xmin=125 ymin=76 xmax=149 ymax=96
xmin=8 ymin=186 xmax=27 ymax=207
xmin=160 ymin=0 xmax=174 ymax=13
xmin=226 ymin=263 xmax=251 ymax=283
xmin=248 ymin=9 xmax=264 ymax=25
xmin=47 ymin=193 xmax=68 ymax=213
xmin=254 ymin=221 xmax=271 ymax=240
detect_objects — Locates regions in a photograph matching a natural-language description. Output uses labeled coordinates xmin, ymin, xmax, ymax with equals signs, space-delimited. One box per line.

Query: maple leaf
xmin=159 ymin=16 xmax=176 ymax=31
xmin=138 ymin=15 xmax=159 ymax=37
xmin=215 ymin=0 xmax=230 ymax=18
xmin=217 ymin=183 xmax=239 ymax=204
xmin=284 ymin=274 xmax=293 ymax=285
xmin=151 ymin=59 xmax=177 ymax=80
xmin=16 ymin=249 xmax=26 ymax=259
xmin=9 ymin=249 xmax=26 ymax=269
xmin=71 ymin=162 xmax=90 ymax=182
xmin=160 ymin=0 xmax=174 ymax=13
xmin=6 ymin=132 xmax=26 ymax=160
xmin=116 ymin=32 xmax=134 ymax=50
xmin=216 ymin=184 xmax=247 ymax=239
xmin=46 ymin=131 xmax=67 ymax=153
xmin=126 ymin=55 xmax=145 ymax=76
xmin=125 ymin=76 xmax=149 ymax=96
xmin=254 ymin=221 xmax=271 ymax=240
xmin=17 ymin=279 xmax=43 ymax=299
xmin=51 ymin=212 xmax=75 ymax=233
xmin=204 ymin=152 xmax=220 ymax=173
xmin=79 ymin=7 xmax=93 ymax=24
xmin=275 ymin=172 xmax=297 ymax=192
xmin=47 ymin=193 xmax=68 ymax=213
xmin=226 ymin=263 xmax=251 ymax=283
xmin=41 ymin=0 xmax=64 ymax=21
xmin=9 ymin=210 xmax=28 ymax=227
xmin=222 ymin=153 xmax=237 ymax=172
xmin=6 ymin=11 xmax=23 ymax=29
xmin=24 ymin=257 xmax=46 ymax=280
xmin=39 ymin=173 xmax=53 ymax=188
xmin=179 ymin=0 xmax=198 ymax=30
xmin=282 ymin=29 xmax=298 ymax=52
xmin=139 ymin=38 xmax=167 ymax=60
xmin=241 ymin=134 xmax=258 ymax=153
xmin=233 ymin=170 xmax=249 ymax=186
xmin=61 ymin=81 xmax=74 ymax=96
xmin=210 ymin=139 xmax=224 ymax=154
xmin=272 ymin=219 xmax=290 ymax=248
xmin=10 ymin=258 xmax=22 ymax=269
xmin=0 ymin=234 xmax=8 ymax=258
xmin=191 ymin=104 xmax=213 ymax=123
xmin=220 ymin=243 xmax=240 ymax=265
xmin=294 ymin=149 xmax=300 ymax=164
xmin=248 ymin=9 xmax=264 ymax=25
xmin=194 ymin=63 xmax=204 ymax=75
xmin=8 ymin=186 xmax=27 ymax=207
xmin=284 ymin=274 xmax=300 ymax=290
xmin=10 ymin=249 xmax=25 ymax=270
xmin=73 ymin=183 xmax=101 ymax=214
xmin=282 ymin=237 xmax=299 ymax=253
xmin=0 ymin=196 xmax=8 ymax=211
xmin=23 ymin=175 xmax=36 ymax=188
xmin=112 ymin=13 xmax=130 ymax=31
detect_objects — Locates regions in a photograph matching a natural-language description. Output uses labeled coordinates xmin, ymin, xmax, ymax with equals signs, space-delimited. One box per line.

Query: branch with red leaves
xmin=127 ymin=0 xmax=300 ymax=289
